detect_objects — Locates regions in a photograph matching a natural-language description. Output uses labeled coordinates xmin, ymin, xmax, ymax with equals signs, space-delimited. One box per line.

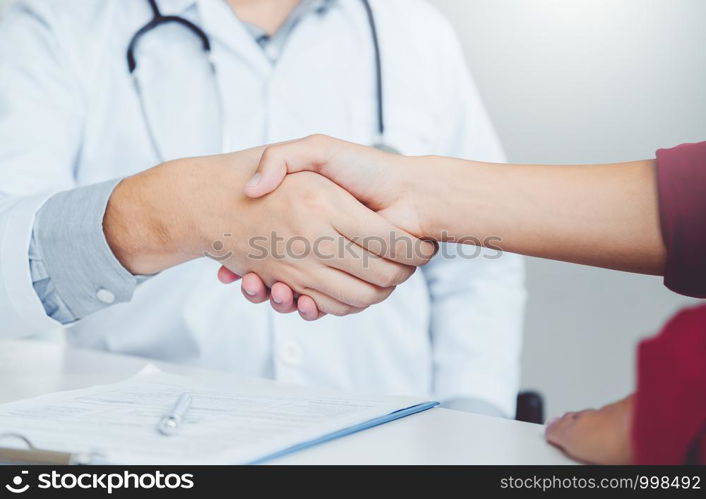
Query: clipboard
xmin=248 ymin=401 xmax=440 ymax=464
xmin=0 ymin=367 xmax=441 ymax=465
xmin=0 ymin=434 xmax=101 ymax=465
xmin=0 ymin=402 xmax=439 ymax=465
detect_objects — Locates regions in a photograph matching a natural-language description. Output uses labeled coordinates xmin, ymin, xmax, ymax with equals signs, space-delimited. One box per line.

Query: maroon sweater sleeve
xmin=656 ymin=142 xmax=706 ymax=297
xmin=633 ymin=304 xmax=706 ymax=464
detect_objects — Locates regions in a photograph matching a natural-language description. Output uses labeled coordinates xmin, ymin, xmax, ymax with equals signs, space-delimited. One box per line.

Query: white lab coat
xmin=0 ymin=0 xmax=525 ymax=415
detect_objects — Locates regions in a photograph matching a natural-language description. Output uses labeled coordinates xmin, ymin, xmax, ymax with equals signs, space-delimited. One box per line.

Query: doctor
xmin=0 ymin=0 xmax=525 ymax=417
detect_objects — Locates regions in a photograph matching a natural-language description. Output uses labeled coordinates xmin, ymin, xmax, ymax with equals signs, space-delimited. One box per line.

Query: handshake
xmin=103 ymin=132 xmax=671 ymax=465
xmin=106 ymin=132 xmax=656 ymax=320
xmin=104 ymin=135 xmax=446 ymax=321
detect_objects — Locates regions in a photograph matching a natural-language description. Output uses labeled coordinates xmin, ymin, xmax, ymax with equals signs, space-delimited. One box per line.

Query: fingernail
xmin=244 ymin=287 xmax=256 ymax=297
xmin=546 ymin=417 xmax=559 ymax=428
xmin=246 ymin=173 xmax=262 ymax=188
xmin=273 ymin=296 xmax=283 ymax=305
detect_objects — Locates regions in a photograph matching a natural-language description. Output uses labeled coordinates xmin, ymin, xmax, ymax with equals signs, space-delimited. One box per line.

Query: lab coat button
xmin=280 ymin=341 xmax=303 ymax=367
xmin=96 ymin=288 xmax=116 ymax=305
xmin=265 ymin=45 xmax=279 ymax=61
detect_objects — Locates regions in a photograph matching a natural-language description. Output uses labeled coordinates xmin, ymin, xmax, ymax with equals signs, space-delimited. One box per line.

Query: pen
xmin=157 ymin=392 xmax=192 ymax=436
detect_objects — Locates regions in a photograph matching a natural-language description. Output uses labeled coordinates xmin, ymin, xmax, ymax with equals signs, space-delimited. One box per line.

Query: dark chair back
xmin=516 ymin=391 xmax=544 ymax=424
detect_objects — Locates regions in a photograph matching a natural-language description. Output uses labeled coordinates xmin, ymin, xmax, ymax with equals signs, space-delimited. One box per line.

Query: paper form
xmin=0 ymin=366 xmax=429 ymax=464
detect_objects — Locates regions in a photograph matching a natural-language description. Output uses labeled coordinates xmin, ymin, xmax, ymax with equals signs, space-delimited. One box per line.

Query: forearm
xmin=415 ymin=157 xmax=666 ymax=275
xmin=104 ymin=153 xmax=258 ymax=275
xmin=104 ymin=164 xmax=200 ymax=276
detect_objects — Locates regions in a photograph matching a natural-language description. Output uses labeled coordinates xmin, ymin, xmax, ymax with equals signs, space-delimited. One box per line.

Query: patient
xmin=223 ymin=135 xmax=706 ymax=465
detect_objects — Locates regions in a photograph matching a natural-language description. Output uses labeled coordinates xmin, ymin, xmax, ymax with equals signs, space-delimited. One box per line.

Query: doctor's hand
xmin=218 ymin=135 xmax=438 ymax=319
xmin=104 ymin=147 xmax=434 ymax=317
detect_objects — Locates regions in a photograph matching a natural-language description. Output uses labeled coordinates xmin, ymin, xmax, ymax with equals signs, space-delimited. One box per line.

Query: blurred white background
xmin=430 ymin=0 xmax=704 ymax=417
xmin=1 ymin=0 xmax=703 ymax=417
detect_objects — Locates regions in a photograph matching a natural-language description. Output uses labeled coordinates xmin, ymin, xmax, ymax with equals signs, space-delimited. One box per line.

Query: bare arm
xmin=103 ymin=146 xmax=433 ymax=318
xmin=228 ymin=135 xmax=666 ymax=317
xmin=246 ymin=135 xmax=666 ymax=276
xmin=415 ymin=157 xmax=665 ymax=275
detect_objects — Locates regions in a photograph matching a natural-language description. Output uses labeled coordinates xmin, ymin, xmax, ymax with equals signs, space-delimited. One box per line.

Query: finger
xmin=218 ymin=266 xmax=241 ymax=284
xmin=545 ymin=411 xmax=583 ymax=448
xmin=306 ymin=266 xmax=394 ymax=309
xmin=244 ymin=135 xmax=339 ymax=198
xmin=270 ymin=282 xmax=297 ymax=314
xmin=296 ymin=295 xmax=326 ymax=321
xmin=335 ymin=197 xmax=437 ymax=266
xmin=545 ymin=416 xmax=567 ymax=447
xmin=299 ymin=287 xmax=367 ymax=318
xmin=320 ymin=238 xmax=417 ymax=289
xmin=240 ymin=273 xmax=269 ymax=304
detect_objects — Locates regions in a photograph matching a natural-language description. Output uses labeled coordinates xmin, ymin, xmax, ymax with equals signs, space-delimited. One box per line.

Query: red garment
xmin=632 ymin=142 xmax=706 ymax=464
xmin=633 ymin=305 xmax=706 ymax=464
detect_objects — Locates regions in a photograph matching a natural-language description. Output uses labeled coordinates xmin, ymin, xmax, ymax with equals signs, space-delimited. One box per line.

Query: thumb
xmin=243 ymin=135 xmax=336 ymax=198
xmin=243 ymin=160 xmax=286 ymax=199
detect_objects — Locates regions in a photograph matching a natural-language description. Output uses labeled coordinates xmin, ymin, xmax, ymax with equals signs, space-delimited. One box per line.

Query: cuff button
xmin=96 ymin=288 xmax=116 ymax=305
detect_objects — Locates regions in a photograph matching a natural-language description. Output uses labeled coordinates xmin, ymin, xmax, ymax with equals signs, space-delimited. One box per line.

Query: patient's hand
xmin=244 ymin=135 xmax=430 ymax=238
xmin=545 ymin=394 xmax=634 ymax=464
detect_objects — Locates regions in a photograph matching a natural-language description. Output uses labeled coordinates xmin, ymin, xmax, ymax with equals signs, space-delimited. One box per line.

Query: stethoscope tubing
xmin=127 ymin=0 xmax=392 ymax=161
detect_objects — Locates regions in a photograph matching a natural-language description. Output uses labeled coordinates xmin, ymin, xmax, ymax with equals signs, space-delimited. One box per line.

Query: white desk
xmin=0 ymin=339 xmax=575 ymax=465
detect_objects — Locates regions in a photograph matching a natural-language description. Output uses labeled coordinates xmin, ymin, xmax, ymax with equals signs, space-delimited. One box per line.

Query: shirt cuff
xmin=655 ymin=142 xmax=706 ymax=298
xmin=32 ymin=179 xmax=137 ymax=322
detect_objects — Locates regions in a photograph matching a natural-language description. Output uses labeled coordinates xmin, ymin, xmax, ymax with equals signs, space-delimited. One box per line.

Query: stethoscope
xmin=127 ymin=0 xmax=398 ymax=162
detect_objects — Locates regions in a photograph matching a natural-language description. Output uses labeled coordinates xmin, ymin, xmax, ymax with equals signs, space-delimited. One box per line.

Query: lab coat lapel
xmin=154 ymin=0 xmax=198 ymax=16
xmin=196 ymin=0 xmax=272 ymax=75
xmin=133 ymin=0 xmax=224 ymax=161
xmin=136 ymin=0 xmax=267 ymax=161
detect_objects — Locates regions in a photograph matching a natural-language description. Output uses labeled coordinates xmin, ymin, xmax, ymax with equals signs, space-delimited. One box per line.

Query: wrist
xmin=404 ymin=155 xmax=455 ymax=240
xmin=104 ymin=162 xmax=204 ymax=275
xmin=405 ymin=155 xmax=485 ymax=242
xmin=104 ymin=149 xmax=264 ymax=276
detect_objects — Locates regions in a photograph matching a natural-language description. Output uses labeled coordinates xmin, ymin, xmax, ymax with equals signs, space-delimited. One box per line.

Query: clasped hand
xmin=214 ymin=135 xmax=435 ymax=320
xmin=105 ymin=141 xmax=435 ymax=320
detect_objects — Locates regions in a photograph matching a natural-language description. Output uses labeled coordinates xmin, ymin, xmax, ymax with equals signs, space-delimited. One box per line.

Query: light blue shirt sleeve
xmin=29 ymin=179 xmax=139 ymax=324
